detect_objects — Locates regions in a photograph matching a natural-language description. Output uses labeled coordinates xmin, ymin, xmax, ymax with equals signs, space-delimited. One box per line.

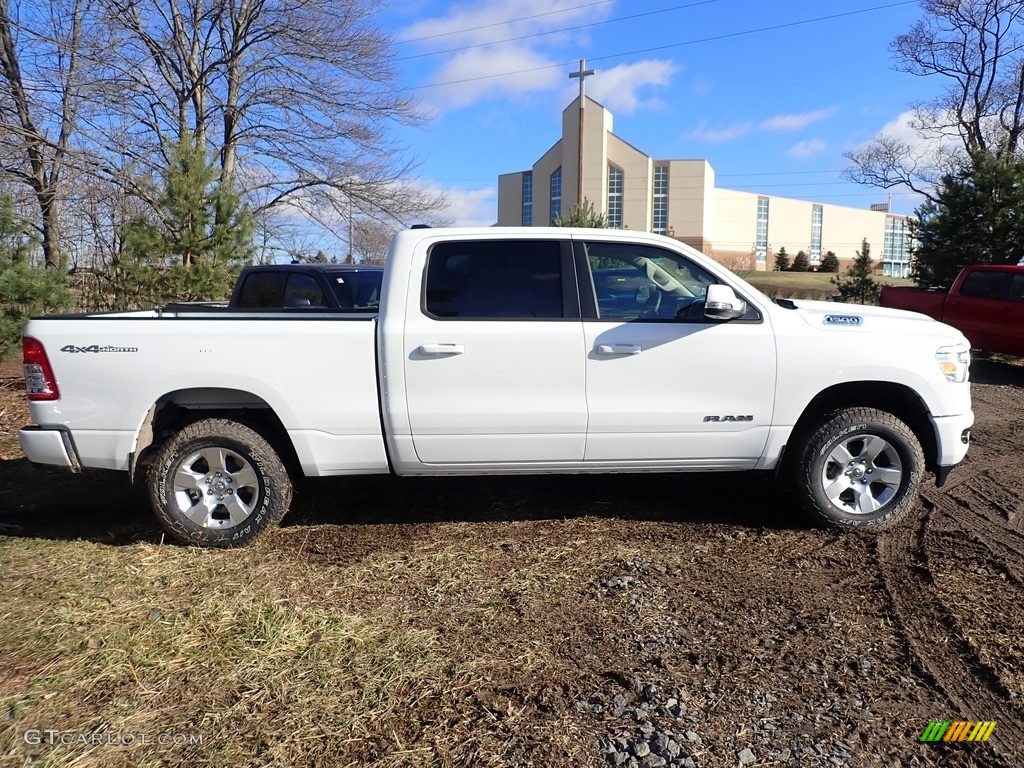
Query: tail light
xmin=23 ymin=337 xmax=60 ymax=401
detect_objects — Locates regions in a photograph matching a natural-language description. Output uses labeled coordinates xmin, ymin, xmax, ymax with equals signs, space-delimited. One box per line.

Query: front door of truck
xmin=403 ymin=238 xmax=587 ymax=465
xmin=578 ymin=240 xmax=776 ymax=466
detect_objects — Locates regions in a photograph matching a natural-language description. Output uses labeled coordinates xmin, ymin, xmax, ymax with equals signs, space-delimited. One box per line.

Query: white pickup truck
xmin=19 ymin=227 xmax=973 ymax=547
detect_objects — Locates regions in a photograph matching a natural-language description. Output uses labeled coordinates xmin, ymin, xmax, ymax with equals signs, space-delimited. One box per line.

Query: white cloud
xmin=434 ymin=185 xmax=497 ymax=226
xmin=400 ymin=1 xmax=621 ymax=112
xmin=421 ymin=47 xmax=563 ymax=110
xmin=686 ymin=107 xmax=840 ymax=145
xmin=787 ymin=138 xmax=828 ymax=158
xmin=853 ymin=109 xmax=965 ymax=169
xmin=687 ymin=121 xmax=753 ymax=143
xmin=585 ymin=60 xmax=678 ymax=115
xmin=398 ymin=0 xmax=605 ymax=46
xmin=761 ymin=107 xmax=838 ymax=132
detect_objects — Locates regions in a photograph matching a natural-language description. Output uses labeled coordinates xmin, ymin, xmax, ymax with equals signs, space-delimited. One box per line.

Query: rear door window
xmin=424 ymin=240 xmax=569 ymax=319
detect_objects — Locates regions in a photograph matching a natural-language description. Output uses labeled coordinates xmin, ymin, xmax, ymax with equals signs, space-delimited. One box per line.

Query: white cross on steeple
xmin=569 ymin=59 xmax=596 ymax=102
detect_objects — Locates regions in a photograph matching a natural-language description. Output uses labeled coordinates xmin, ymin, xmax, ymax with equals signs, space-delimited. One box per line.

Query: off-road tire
xmin=148 ymin=418 xmax=292 ymax=547
xmin=796 ymin=407 xmax=924 ymax=531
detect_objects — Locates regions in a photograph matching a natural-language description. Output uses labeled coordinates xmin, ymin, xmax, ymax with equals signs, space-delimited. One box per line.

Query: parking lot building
xmin=496 ymin=96 xmax=912 ymax=275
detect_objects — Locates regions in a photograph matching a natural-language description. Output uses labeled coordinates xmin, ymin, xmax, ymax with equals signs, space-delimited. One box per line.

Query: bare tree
xmin=845 ymin=0 xmax=1024 ymax=198
xmin=94 ymin=0 xmax=444 ymax=235
xmin=0 ymin=0 xmax=91 ymax=267
xmin=351 ymin=216 xmax=394 ymax=264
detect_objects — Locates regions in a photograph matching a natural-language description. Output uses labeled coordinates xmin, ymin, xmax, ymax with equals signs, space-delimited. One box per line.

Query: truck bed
xmin=22 ymin=311 xmax=388 ymax=476
xmin=878 ymin=285 xmax=946 ymax=319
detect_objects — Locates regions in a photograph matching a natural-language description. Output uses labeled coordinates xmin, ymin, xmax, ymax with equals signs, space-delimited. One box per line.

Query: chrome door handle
xmin=419 ymin=343 xmax=465 ymax=356
xmin=596 ymin=343 xmax=642 ymax=355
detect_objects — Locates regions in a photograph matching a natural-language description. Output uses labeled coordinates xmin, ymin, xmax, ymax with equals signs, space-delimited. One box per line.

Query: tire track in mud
xmin=930 ymin=496 xmax=1024 ymax=585
xmin=871 ymin=500 xmax=1023 ymax=765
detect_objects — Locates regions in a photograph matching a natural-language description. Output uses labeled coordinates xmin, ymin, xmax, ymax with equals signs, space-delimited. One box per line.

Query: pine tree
xmin=790 ymin=250 xmax=810 ymax=272
xmin=774 ymin=247 xmax=790 ymax=271
xmin=820 ymin=251 xmax=839 ymax=272
xmin=553 ymin=198 xmax=609 ymax=228
xmin=0 ymin=196 xmax=72 ymax=357
xmin=118 ymin=136 xmax=255 ymax=307
xmin=832 ymin=239 xmax=880 ymax=304
xmin=913 ymin=152 xmax=1024 ymax=287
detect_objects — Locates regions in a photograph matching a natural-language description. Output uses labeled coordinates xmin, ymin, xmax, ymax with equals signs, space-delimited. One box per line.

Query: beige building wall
xmin=579 ymin=98 xmax=613 ymax=211
xmin=497 ymin=173 xmax=524 ymax=226
xmin=667 ymin=160 xmax=715 ymax=253
xmin=712 ymin=189 xmax=759 ymax=270
xmin=712 ymin=189 xmax=896 ymax=271
xmin=818 ymin=202 xmax=886 ymax=264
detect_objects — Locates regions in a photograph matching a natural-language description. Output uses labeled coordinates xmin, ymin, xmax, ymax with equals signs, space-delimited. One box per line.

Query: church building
xmin=496 ymin=93 xmax=912 ymax=276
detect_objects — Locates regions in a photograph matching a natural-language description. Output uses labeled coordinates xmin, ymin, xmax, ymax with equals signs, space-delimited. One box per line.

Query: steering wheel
xmin=639 ymin=286 xmax=662 ymax=317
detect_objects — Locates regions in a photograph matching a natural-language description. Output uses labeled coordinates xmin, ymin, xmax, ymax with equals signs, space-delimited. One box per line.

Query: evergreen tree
xmin=774 ymin=247 xmax=790 ymax=272
xmin=790 ymin=250 xmax=810 ymax=272
xmin=832 ymin=239 xmax=880 ymax=304
xmin=118 ymin=137 xmax=255 ymax=307
xmin=553 ymin=198 xmax=609 ymax=228
xmin=819 ymin=251 xmax=840 ymax=272
xmin=0 ymin=196 xmax=72 ymax=357
xmin=912 ymin=152 xmax=1024 ymax=287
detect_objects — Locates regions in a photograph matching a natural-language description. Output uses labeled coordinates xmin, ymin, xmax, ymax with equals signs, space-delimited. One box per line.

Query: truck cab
xmin=230 ymin=264 xmax=384 ymax=311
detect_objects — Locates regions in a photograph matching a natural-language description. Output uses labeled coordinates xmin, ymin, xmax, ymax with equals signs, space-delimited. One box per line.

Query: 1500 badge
xmin=704 ymin=415 xmax=753 ymax=422
xmin=60 ymin=344 xmax=139 ymax=353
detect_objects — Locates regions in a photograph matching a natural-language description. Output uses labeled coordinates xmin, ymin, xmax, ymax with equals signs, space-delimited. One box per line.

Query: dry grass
xmin=0 ymin=520 xmax=642 ymax=768
xmin=743 ymin=270 xmax=914 ymax=300
xmin=1 ymin=542 xmax=448 ymax=767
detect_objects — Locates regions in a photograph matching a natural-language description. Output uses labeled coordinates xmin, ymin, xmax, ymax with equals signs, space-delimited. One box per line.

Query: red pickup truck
xmin=880 ymin=264 xmax=1024 ymax=356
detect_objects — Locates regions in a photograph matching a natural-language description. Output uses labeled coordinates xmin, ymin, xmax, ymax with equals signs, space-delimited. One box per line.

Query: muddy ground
xmin=0 ymin=358 xmax=1021 ymax=768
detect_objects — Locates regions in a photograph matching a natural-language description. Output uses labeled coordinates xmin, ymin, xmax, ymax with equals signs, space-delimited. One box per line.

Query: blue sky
xmin=376 ymin=0 xmax=937 ymax=226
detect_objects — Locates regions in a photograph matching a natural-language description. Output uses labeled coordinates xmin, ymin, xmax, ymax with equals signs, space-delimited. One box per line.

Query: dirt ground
xmin=1 ymin=357 xmax=1022 ymax=768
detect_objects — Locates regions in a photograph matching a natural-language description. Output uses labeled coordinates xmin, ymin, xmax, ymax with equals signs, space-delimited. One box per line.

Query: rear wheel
xmin=148 ymin=419 xmax=292 ymax=547
xmin=796 ymin=407 xmax=923 ymax=531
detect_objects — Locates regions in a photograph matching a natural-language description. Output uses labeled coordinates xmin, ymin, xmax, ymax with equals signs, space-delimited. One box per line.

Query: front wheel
xmin=148 ymin=418 xmax=293 ymax=547
xmin=796 ymin=407 xmax=924 ymax=531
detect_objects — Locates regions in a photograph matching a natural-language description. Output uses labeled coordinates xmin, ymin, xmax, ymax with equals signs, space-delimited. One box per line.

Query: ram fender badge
xmin=823 ymin=314 xmax=863 ymax=326
xmin=703 ymin=415 xmax=753 ymax=422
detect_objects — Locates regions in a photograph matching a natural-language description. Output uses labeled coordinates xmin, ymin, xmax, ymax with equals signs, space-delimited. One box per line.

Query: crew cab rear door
xmin=402 ymin=238 xmax=587 ymax=464
xmin=577 ymin=239 xmax=776 ymax=466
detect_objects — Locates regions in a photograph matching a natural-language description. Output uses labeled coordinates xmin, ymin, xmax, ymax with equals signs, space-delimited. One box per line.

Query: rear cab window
xmin=960 ymin=270 xmax=1016 ymax=301
xmin=236 ymin=271 xmax=327 ymax=309
xmin=328 ymin=271 xmax=383 ymax=310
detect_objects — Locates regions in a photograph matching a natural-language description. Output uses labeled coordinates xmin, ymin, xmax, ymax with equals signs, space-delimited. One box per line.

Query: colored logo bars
xmin=920 ymin=721 xmax=997 ymax=742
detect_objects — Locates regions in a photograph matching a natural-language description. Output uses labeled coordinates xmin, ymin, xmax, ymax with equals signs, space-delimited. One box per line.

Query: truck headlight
xmin=936 ymin=344 xmax=970 ymax=383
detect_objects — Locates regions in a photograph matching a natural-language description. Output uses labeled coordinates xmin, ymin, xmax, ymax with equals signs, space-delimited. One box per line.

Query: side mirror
xmin=284 ymin=297 xmax=312 ymax=308
xmin=704 ymin=284 xmax=746 ymax=320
